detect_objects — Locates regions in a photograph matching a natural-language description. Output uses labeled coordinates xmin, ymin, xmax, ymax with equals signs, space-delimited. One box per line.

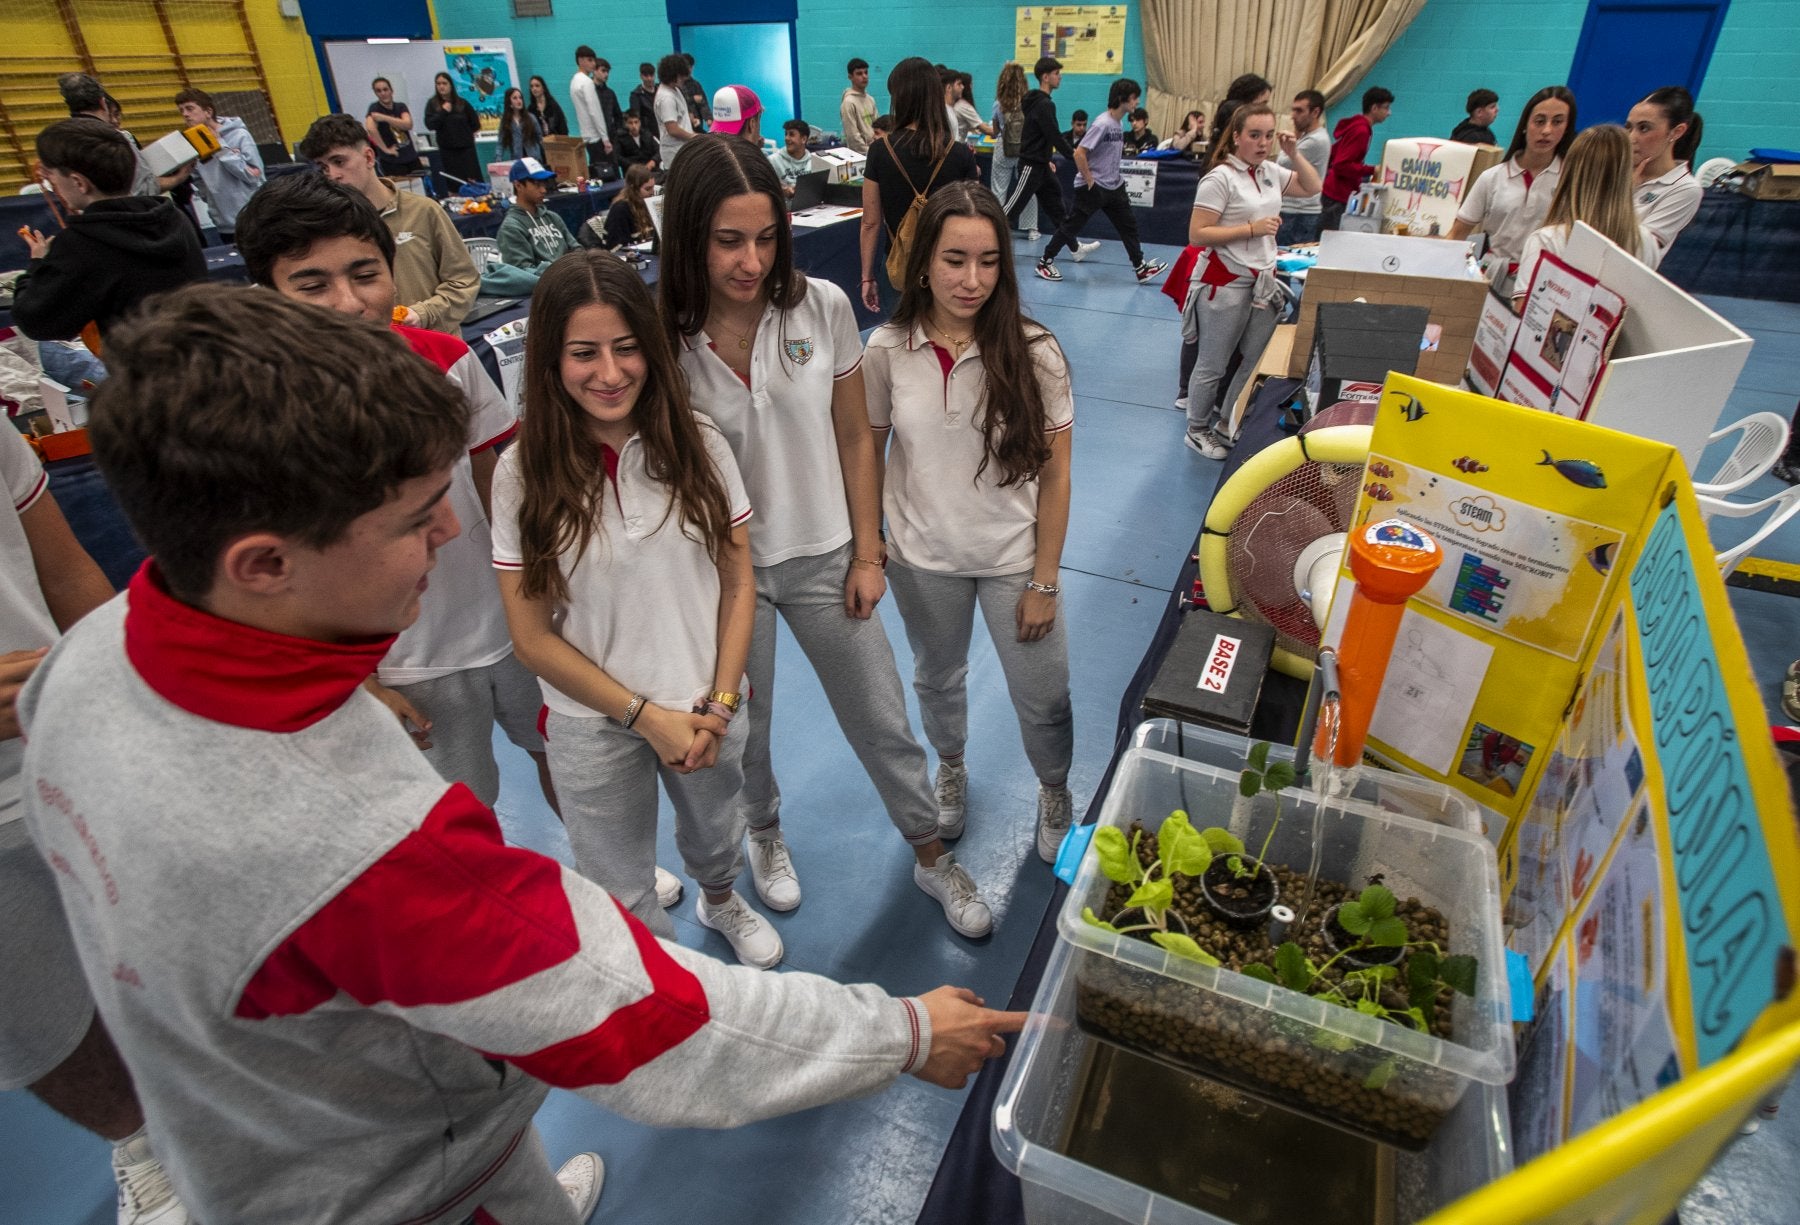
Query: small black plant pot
xmin=1199 ymin=858 xmax=1279 ymax=929
xmin=1322 ymin=904 xmax=1406 ymax=968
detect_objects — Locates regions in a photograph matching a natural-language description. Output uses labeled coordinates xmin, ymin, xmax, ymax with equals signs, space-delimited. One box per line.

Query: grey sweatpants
xmin=544 ymin=709 xmax=748 ymax=939
xmin=458 ymin=1125 xmax=580 ymax=1224
xmin=1182 ymin=276 xmax=1279 ymax=440
xmin=886 ymin=563 xmax=1074 ymax=787
xmin=740 ymin=542 xmax=939 ymax=846
xmin=390 ymin=652 xmax=544 ymax=808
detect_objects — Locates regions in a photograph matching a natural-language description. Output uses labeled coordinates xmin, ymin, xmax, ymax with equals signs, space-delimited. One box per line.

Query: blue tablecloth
xmin=1658 ymin=189 xmax=1800 ymax=304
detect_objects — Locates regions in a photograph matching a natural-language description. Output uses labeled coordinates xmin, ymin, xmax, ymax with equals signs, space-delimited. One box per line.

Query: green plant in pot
xmin=1196 ymin=741 xmax=1295 ymax=928
xmin=1242 ymin=882 xmax=1480 ymax=1039
xmin=1080 ymin=811 xmax=1234 ymax=968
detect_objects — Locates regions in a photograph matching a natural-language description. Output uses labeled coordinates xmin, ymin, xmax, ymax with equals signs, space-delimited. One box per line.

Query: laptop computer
xmin=787 ymin=169 xmax=829 ymax=213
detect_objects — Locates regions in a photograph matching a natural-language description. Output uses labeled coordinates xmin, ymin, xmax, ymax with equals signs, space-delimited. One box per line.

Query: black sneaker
xmin=1036 ymin=259 xmax=1063 ymax=282
xmin=1135 ymin=259 xmax=1168 ymax=283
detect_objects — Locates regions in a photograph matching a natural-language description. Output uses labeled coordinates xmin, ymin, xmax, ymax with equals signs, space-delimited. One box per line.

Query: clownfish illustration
xmin=1368 ymin=460 xmax=1395 ymax=478
xmin=1453 ymin=456 xmax=1489 ymax=474
xmin=1364 ymin=481 xmax=1395 ymax=502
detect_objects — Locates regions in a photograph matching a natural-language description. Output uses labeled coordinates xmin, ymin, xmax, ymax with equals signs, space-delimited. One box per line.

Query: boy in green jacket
xmin=497 ymin=158 xmax=577 ymax=271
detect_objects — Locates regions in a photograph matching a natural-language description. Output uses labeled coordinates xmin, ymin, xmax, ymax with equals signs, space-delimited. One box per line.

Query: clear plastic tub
xmin=1130 ymin=719 xmax=1505 ymax=845
xmin=1058 ymin=743 xmax=1513 ymax=1150
xmin=993 ymin=938 xmax=1514 ymax=1225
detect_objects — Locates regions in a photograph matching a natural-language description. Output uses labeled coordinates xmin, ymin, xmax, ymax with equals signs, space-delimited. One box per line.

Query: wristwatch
xmin=709 ymin=691 xmax=744 ymax=713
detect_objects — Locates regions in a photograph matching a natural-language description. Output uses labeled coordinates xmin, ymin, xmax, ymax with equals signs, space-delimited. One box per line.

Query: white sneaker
xmin=746 ymin=828 xmax=801 ymax=911
xmin=112 ymin=1130 xmax=188 ymax=1225
xmin=914 ymin=852 xmax=993 ymax=937
xmin=556 ymin=1151 xmax=604 ymax=1222
xmin=1175 ymin=395 xmax=1189 ymax=411
xmin=1072 ymin=240 xmax=1101 ymax=262
xmin=1036 ymin=784 xmax=1074 ymax=864
xmin=1027 ymin=228 xmax=1039 ymax=242
xmin=934 ymin=762 xmax=968 ymax=840
xmin=655 ymin=865 xmax=683 ymax=908
xmin=697 ymin=892 xmax=784 ymax=968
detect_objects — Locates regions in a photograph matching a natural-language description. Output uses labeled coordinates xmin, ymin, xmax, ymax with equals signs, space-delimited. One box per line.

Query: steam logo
xmin=1381 ymin=255 xmax=1401 ymax=272
xmin=1451 ymin=494 xmax=1506 ymax=532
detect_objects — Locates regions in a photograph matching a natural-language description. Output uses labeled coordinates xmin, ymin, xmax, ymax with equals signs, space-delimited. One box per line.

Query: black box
xmin=1141 ymin=609 xmax=1276 ymax=736
xmin=1307 ymin=301 xmax=1431 ymax=410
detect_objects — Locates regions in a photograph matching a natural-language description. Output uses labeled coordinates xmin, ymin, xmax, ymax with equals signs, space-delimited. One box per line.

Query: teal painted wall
xmin=1322 ymin=0 xmax=1799 ymax=168
xmin=426 ymin=0 xmax=1145 ymax=136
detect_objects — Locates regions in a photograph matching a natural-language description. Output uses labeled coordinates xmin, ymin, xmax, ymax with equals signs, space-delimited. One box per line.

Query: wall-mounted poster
xmin=1015 ymin=6 xmax=1128 ymax=74
xmin=445 ymin=45 xmax=513 ymax=119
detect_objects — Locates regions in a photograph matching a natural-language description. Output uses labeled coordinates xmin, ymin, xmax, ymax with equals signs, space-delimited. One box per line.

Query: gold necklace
xmin=929 ymin=319 xmax=974 ymax=357
xmin=711 ymin=313 xmax=755 ymax=351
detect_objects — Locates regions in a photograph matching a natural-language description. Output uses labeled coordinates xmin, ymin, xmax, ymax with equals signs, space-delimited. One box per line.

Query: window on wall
xmin=677 ymin=22 xmax=798 ymax=133
xmin=0 ymin=0 xmax=277 ymax=194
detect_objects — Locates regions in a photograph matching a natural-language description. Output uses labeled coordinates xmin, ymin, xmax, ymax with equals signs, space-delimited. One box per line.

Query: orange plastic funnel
xmin=1318 ymin=519 xmax=1441 ymax=767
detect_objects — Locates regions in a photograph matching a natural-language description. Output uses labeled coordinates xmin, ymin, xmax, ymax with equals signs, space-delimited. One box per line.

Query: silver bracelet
xmin=1025 ymin=580 xmax=1061 ymax=596
xmin=620 ymin=693 xmax=647 ymax=728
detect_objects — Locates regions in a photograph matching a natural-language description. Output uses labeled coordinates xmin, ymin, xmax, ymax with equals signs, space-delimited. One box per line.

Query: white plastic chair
xmin=1694 ymin=412 xmax=1791 ymax=499
xmin=463 ymin=237 xmax=501 ymax=273
xmin=1697 ymin=484 xmax=1800 ymax=576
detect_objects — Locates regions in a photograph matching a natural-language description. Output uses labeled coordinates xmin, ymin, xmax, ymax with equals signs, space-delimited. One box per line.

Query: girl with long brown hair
xmin=1515 ymin=125 xmax=1658 ymax=303
xmin=581 ymin=162 xmax=656 ymax=250
xmin=1181 ymin=103 xmax=1320 ymax=458
xmin=661 ymin=133 xmax=994 ymax=939
xmin=866 ymin=181 xmax=1077 ymax=862
xmin=492 ymin=249 xmax=781 ymax=968
xmin=497 ymin=86 xmax=543 ymax=162
xmin=1450 ymin=86 xmax=1577 ymax=287
xmin=988 ymin=61 xmax=1037 ymax=239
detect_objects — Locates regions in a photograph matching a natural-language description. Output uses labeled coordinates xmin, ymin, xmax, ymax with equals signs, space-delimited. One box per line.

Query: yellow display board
xmin=1332 ymin=375 xmax=1800 ymax=1221
xmin=1014 ymin=5 xmax=1128 ymax=74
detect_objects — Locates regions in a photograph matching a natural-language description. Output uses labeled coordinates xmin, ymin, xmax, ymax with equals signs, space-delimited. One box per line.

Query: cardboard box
xmin=810 ymin=147 xmax=866 ymax=183
xmin=1734 ymin=161 xmax=1800 ymax=200
xmin=1288 ymin=231 xmax=1487 ymax=387
xmin=540 ymin=135 xmax=587 ymax=183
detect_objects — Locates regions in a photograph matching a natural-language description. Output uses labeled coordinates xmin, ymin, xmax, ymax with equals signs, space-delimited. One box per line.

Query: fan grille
xmin=1225 ymin=461 xmax=1365 ymax=660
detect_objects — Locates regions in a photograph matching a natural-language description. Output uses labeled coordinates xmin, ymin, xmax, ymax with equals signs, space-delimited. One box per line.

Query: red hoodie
xmin=1323 ymin=113 xmax=1374 ymax=204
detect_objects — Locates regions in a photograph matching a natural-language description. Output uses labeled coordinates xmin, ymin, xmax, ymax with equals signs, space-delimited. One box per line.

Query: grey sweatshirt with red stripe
xmin=19 ymin=566 xmax=930 ymax=1223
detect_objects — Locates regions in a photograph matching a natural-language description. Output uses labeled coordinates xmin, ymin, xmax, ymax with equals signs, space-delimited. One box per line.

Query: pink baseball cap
xmin=710 ymin=85 xmax=763 ymax=134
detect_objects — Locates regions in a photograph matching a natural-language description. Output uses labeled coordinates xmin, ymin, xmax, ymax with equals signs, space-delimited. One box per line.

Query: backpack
xmin=1001 ymin=108 xmax=1024 ymax=159
xmin=881 ymin=135 xmax=952 ymax=290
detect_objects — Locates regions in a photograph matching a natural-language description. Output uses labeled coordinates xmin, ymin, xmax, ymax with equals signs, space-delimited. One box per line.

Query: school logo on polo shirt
xmin=784 ymin=337 xmax=814 ymax=365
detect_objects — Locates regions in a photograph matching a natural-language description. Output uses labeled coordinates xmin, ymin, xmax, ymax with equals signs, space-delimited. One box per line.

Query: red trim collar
xmin=124 ymin=562 xmax=394 ymax=733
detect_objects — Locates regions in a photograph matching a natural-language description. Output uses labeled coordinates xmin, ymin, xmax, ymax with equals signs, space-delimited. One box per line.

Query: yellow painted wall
xmin=1 ymin=1 xmax=326 ymax=177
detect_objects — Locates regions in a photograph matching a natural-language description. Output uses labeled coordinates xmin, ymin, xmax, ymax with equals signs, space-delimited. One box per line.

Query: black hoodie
xmin=1017 ymin=89 xmax=1074 ymax=166
xmin=13 ymin=195 xmax=207 ymax=341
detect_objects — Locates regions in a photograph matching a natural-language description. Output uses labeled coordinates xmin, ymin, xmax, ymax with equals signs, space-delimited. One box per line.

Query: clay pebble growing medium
xmin=1076 ymin=822 xmax=1464 ymax=1150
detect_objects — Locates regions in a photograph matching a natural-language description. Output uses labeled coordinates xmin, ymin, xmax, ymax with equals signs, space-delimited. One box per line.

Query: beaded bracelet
xmin=1025 ymin=580 xmax=1061 ymax=596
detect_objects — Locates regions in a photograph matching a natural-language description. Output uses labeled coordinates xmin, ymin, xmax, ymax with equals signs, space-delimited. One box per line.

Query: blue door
xmin=1566 ymin=0 xmax=1730 ymax=126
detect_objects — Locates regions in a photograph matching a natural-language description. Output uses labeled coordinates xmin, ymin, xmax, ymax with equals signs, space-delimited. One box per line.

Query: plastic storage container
xmin=993 ymin=938 xmax=1514 ymax=1225
xmin=1059 ymin=743 xmax=1513 ymax=1150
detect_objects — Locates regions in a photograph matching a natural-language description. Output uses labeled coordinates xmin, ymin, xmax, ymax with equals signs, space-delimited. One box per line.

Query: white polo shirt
xmin=380 ymin=325 xmax=519 ymax=685
xmin=678 ymin=276 xmax=864 ymax=567
xmin=865 ymin=322 xmax=1073 ymax=577
xmin=1634 ymin=164 xmax=1702 ymax=253
xmin=1456 ymin=156 xmax=1564 ymax=265
xmin=1516 ymin=220 xmax=1662 ymax=294
xmin=0 ymin=426 xmax=58 ymax=826
xmin=1192 ymin=155 xmax=1293 ymax=274
xmin=490 ymin=418 xmax=752 ymax=714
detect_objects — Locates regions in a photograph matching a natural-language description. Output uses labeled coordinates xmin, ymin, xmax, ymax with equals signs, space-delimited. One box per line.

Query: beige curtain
xmin=1141 ymin=0 xmax=1426 ymax=144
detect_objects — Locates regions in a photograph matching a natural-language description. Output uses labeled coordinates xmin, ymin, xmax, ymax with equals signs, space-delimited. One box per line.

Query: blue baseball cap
xmin=509 ymin=157 xmax=557 ymax=182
